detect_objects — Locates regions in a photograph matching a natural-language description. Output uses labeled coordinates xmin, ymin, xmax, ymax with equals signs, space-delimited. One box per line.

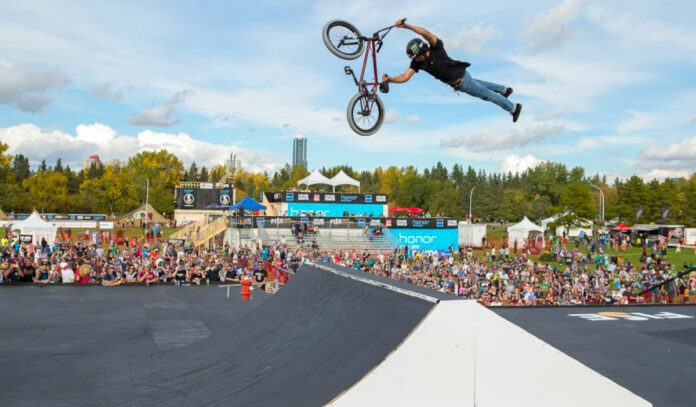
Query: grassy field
xmin=2 ymin=227 xmax=179 ymax=241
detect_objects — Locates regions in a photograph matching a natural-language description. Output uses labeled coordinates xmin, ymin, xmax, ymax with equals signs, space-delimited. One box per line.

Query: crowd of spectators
xmin=0 ymin=233 xmax=299 ymax=290
xmin=2 ymin=228 xmax=694 ymax=306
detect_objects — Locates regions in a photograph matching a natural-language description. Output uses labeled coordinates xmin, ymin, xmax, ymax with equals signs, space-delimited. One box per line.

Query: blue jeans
xmin=454 ymin=71 xmax=514 ymax=113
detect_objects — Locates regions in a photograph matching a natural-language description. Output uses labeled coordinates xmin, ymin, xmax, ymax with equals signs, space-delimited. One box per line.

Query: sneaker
xmin=503 ymin=87 xmax=513 ymax=98
xmin=512 ymin=103 xmax=522 ymax=123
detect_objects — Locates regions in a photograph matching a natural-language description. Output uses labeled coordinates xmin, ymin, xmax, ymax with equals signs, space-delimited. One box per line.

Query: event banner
xmin=175 ymin=187 xmax=234 ymax=210
xmin=265 ymin=192 xmax=388 ymax=205
xmin=251 ymin=216 xmax=458 ymax=229
xmin=385 ymin=228 xmax=458 ymax=251
xmin=9 ymin=214 xmax=107 ymax=221
xmin=285 ymin=203 xmax=385 ymax=217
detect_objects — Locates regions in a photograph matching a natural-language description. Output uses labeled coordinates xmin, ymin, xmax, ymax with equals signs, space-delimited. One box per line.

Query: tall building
xmin=83 ymin=154 xmax=101 ymax=170
xmin=292 ymin=134 xmax=308 ymax=169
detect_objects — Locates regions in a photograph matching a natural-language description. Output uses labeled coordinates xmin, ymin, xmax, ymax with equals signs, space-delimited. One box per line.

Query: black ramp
xmin=121 ymin=264 xmax=434 ymax=406
xmin=494 ymin=306 xmax=696 ymax=407
xmin=0 ymin=286 xmax=268 ymax=407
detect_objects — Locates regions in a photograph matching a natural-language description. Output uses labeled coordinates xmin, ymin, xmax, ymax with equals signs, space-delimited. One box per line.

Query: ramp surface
xmin=494 ymin=306 xmax=696 ymax=407
xmin=1 ymin=265 xmax=436 ymax=406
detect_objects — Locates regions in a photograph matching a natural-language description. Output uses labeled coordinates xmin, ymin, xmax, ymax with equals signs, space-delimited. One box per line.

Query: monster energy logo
xmin=410 ymin=43 xmax=420 ymax=55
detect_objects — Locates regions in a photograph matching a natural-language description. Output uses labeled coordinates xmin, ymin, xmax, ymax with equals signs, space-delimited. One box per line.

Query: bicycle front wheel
xmin=347 ymin=92 xmax=384 ymax=136
xmin=322 ymin=20 xmax=364 ymax=60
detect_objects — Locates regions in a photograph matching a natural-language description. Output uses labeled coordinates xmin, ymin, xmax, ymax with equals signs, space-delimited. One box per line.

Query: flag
xmin=635 ymin=207 xmax=643 ymax=222
xmin=661 ymin=206 xmax=670 ymax=221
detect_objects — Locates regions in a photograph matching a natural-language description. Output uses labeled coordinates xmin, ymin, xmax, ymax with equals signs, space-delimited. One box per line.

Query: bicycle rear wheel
xmin=346 ymin=92 xmax=384 ymax=136
xmin=322 ymin=20 xmax=364 ymax=60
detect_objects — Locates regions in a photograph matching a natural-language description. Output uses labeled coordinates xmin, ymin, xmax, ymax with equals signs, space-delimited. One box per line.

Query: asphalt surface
xmin=1 ymin=265 xmax=436 ymax=406
xmin=493 ymin=305 xmax=696 ymax=407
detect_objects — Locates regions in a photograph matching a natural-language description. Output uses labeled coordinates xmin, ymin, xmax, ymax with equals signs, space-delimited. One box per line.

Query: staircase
xmin=169 ymin=220 xmax=199 ymax=240
xmin=191 ymin=216 xmax=229 ymax=247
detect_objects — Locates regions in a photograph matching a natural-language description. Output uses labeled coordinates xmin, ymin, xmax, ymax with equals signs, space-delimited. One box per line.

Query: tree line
xmin=1 ymin=142 xmax=695 ymax=226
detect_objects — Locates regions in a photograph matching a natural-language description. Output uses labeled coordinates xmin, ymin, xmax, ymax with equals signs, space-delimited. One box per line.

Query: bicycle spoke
xmin=329 ymin=26 xmax=359 ymax=54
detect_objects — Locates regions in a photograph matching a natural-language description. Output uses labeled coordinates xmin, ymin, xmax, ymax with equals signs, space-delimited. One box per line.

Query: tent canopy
xmin=330 ymin=170 xmax=360 ymax=192
xmin=120 ymin=203 xmax=167 ymax=223
xmin=11 ymin=212 xmax=57 ymax=246
xmin=297 ymin=170 xmax=333 ymax=187
xmin=507 ymin=216 xmax=544 ymax=247
xmin=613 ymin=223 xmax=631 ymax=231
xmin=230 ymin=196 xmax=267 ymax=211
xmin=508 ymin=217 xmax=544 ymax=232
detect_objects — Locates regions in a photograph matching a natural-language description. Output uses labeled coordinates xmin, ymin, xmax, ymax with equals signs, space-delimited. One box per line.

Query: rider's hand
xmin=381 ymin=73 xmax=390 ymax=83
xmin=395 ymin=19 xmax=406 ymax=28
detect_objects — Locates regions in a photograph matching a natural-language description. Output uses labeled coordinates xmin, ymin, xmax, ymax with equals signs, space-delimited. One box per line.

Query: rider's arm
xmin=384 ymin=68 xmax=416 ymax=84
xmin=400 ymin=22 xmax=437 ymax=46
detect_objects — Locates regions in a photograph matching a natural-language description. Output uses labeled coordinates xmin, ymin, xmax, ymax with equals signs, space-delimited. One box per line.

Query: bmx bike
xmin=322 ymin=18 xmax=406 ymax=136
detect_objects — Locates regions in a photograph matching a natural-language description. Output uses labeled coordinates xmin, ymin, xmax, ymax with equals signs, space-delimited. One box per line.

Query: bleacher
xmin=257 ymin=224 xmax=394 ymax=254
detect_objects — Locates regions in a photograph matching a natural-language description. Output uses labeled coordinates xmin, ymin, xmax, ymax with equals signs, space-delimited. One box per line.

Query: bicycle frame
xmin=345 ymin=25 xmax=396 ymax=115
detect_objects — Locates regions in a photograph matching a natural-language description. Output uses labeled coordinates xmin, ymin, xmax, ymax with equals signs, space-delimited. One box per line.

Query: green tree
xmin=125 ymin=150 xmax=184 ymax=214
xmin=22 ymin=171 xmax=68 ymax=212
xmin=80 ymin=166 xmax=139 ymax=215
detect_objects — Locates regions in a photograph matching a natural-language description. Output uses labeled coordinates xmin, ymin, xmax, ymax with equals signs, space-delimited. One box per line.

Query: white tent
xmin=555 ymin=219 xmax=594 ymax=238
xmin=458 ymin=222 xmax=487 ymax=248
xmin=330 ymin=170 xmax=360 ymax=192
xmin=297 ymin=170 xmax=333 ymax=188
xmin=11 ymin=212 xmax=58 ymax=246
xmin=507 ymin=217 xmax=544 ymax=247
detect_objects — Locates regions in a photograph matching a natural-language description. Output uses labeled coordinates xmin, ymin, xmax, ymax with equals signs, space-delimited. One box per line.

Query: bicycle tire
xmin=322 ymin=20 xmax=364 ymax=60
xmin=346 ymin=92 xmax=384 ymax=136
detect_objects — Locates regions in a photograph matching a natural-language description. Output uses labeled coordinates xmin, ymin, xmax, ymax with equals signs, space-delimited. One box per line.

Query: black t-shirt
xmin=409 ymin=38 xmax=470 ymax=86
xmin=254 ymin=269 xmax=267 ymax=283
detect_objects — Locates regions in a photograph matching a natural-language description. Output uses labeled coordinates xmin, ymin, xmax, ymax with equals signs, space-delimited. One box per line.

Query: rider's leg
xmin=473 ymin=78 xmax=506 ymax=95
xmin=456 ymin=71 xmax=514 ymax=113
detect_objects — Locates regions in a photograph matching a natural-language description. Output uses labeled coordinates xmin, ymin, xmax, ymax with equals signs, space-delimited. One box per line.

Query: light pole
xmin=590 ymin=184 xmax=604 ymax=223
xmin=469 ymin=186 xmax=476 ymax=222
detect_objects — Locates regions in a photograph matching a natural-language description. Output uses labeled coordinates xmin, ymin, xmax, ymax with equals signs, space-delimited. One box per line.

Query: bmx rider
xmin=382 ymin=19 xmax=522 ymax=122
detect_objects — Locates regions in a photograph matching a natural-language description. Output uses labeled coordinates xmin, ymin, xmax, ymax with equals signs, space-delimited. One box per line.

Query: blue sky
xmin=0 ymin=0 xmax=694 ymax=179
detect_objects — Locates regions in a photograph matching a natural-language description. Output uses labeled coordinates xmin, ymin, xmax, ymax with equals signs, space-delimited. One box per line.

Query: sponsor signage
xmin=569 ymin=311 xmax=694 ymax=322
xmin=265 ymin=192 xmax=387 ymax=204
xmin=19 ymin=234 xmax=33 ymax=243
xmin=99 ymin=221 xmax=114 ymax=230
xmin=168 ymin=239 xmax=185 ymax=245
xmin=249 ymin=216 xmax=458 ymax=229
xmin=385 ymin=228 xmax=458 ymax=251
xmin=10 ymin=214 xmax=107 ymax=221
xmin=175 ymin=187 xmax=236 ymax=210
xmin=286 ymin=203 xmax=385 ymax=217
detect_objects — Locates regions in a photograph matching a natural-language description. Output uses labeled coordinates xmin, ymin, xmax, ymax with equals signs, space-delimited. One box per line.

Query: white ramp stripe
xmin=328 ymin=301 xmax=651 ymax=407
xmin=308 ymin=262 xmax=439 ymax=304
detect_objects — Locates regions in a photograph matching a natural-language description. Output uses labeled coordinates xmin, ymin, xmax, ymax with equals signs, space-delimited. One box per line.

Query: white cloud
xmin=576 ymin=134 xmax=648 ymax=149
xmin=617 ymin=110 xmax=658 ymax=134
xmin=384 ymin=110 xmax=400 ymax=123
xmin=510 ymin=54 xmax=642 ymax=110
xmin=447 ymin=24 xmax=502 ymax=53
xmin=91 ymin=82 xmax=125 ymax=101
xmin=0 ymin=60 xmax=69 ymax=112
xmin=128 ymin=105 xmax=181 ymax=127
xmin=440 ymin=121 xmax=566 ymax=152
xmin=638 ymin=136 xmax=696 ymax=163
xmin=640 ymin=169 xmax=691 ymax=181
xmin=128 ymin=89 xmax=194 ymax=127
xmin=0 ymin=123 xmax=279 ymax=172
xmin=520 ymin=0 xmax=592 ymax=52
xmin=500 ymin=154 xmax=544 ymax=173
xmin=406 ymin=115 xmax=420 ymax=124
xmin=586 ymin=5 xmax=696 ymax=56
